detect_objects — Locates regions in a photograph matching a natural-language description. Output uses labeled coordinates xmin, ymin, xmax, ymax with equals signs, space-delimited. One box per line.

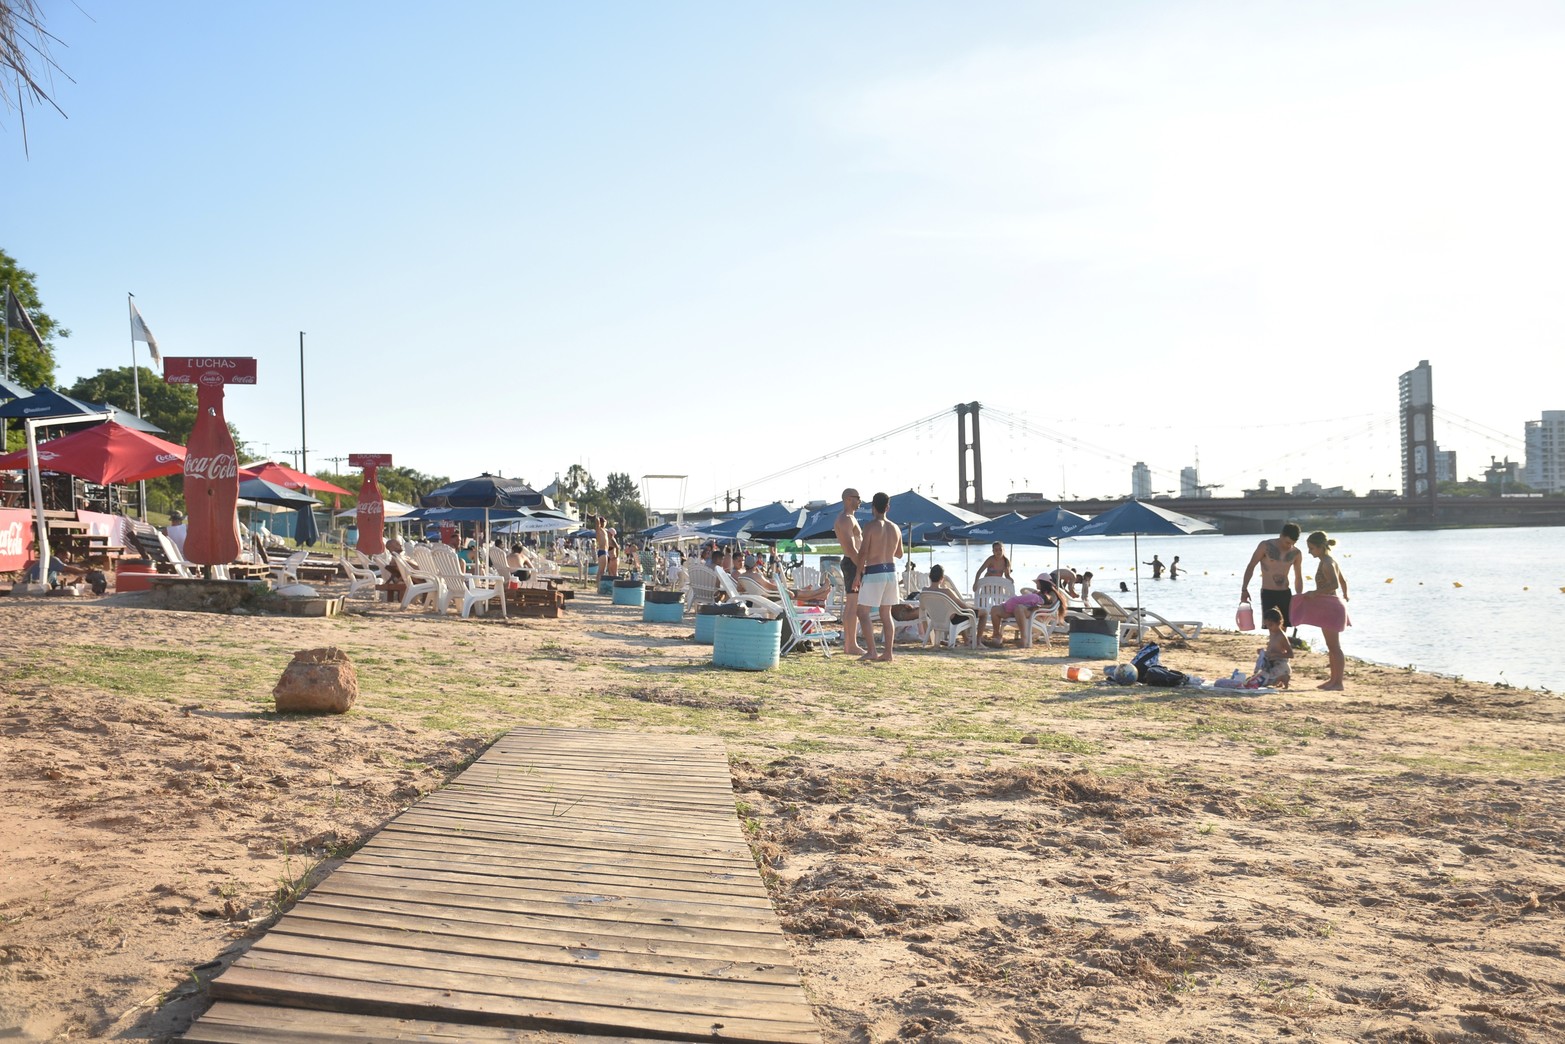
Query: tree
xmin=2 ymin=1 xmax=66 ymax=153
xmin=1 ymin=248 xmax=65 ymax=392
xmin=602 ymin=471 xmax=647 ymax=531
xmin=66 ymin=366 xmax=197 ymax=443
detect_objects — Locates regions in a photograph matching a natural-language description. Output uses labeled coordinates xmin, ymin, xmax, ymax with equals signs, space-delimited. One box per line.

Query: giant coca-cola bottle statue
xmin=350 ymin=453 xmax=392 ymax=556
xmin=184 ymin=382 xmax=241 ymax=566
xmin=165 ymin=358 xmax=256 ymax=568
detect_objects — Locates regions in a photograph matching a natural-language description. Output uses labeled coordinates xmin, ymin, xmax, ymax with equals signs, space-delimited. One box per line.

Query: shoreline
xmin=2 ymin=593 xmax=1563 ymax=1041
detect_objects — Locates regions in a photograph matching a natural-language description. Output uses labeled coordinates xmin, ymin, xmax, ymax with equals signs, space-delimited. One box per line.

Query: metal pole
xmin=299 ymin=331 xmax=307 ymax=475
xmin=128 ymin=294 xmax=147 ymax=519
xmin=3 ymin=286 xmax=11 ymax=454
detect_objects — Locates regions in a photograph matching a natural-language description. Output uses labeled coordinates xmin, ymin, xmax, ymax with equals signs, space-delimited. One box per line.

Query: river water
xmin=814 ymin=527 xmax=1565 ymax=694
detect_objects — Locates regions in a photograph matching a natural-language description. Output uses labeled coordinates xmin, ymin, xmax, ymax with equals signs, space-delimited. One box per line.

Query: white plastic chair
xmin=388 ymin=549 xmax=440 ymax=610
xmin=429 ymin=543 xmax=504 ymax=619
xmin=919 ymin=588 xmax=978 ymax=648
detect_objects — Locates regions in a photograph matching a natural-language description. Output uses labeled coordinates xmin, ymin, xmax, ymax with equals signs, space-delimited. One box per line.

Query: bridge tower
xmin=955 ymin=402 xmax=984 ymax=508
xmin=1399 ymin=360 xmax=1438 ymax=526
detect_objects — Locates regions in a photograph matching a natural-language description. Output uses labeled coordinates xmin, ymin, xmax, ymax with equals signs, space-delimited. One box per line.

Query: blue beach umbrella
xmin=1073 ymin=499 xmax=1215 ymax=609
xmin=294 ymin=501 xmax=321 ymax=546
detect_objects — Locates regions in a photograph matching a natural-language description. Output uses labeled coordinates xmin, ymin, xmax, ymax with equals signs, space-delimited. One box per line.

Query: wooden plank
xmin=295 ymin=892 xmax=795 ymax=958
xmin=186 ymin=1002 xmax=714 ymax=1042
xmin=265 ymin=914 xmax=803 ymax=983
xmin=305 ymin=876 xmax=787 ymax=937
xmin=242 ymin=935 xmax=807 ymax=1006
xmin=357 ymin=835 xmax=763 ymax=888
xmin=332 ymin=859 xmax=777 ymax=910
xmin=211 ymin=965 xmax=820 ymax=1044
xmin=350 ymin=845 xmax=770 ymax=899
xmin=184 ymin=727 xmax=819 ymax=1044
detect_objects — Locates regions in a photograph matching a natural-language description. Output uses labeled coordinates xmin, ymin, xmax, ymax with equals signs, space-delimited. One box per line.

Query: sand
xmin=1 ymin=585 xmax=1562 ymax=1042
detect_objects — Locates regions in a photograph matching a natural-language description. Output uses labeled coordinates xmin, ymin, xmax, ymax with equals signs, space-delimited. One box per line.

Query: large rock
xmin=273 ymin=647 xmax=358 ymax=714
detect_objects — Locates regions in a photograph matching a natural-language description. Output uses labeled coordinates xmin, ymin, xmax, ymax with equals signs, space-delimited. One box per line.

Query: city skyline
xmin=6 ymin=2 xmax=1561 ymax=509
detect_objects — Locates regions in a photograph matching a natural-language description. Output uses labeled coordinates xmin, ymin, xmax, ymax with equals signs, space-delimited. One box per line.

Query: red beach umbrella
xmin=0 ymin=421 xmax=185 ymax=485
xmin=239 ymin=460 xmax=351 ymax=496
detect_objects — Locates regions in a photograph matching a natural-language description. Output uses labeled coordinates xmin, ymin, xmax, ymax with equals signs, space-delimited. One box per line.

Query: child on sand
xmin=1249 ymin=607 xmax=1292 ymax=688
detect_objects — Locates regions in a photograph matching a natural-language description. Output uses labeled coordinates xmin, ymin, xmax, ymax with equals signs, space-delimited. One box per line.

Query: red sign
xmin=349 ymin=453 xmax=393 ymax=468
xmin=163 ymin=357 xmax=258 ymax=386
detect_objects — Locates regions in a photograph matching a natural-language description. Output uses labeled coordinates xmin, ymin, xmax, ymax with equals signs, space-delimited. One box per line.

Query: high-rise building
xmin=1131 ymin=462 xmax=1152 ymax=499
xmin=1180 ymin=466 xmax=1200 ymax=498
xmin=1399 ymin=360 xmax=1437 ymax=522
xmin=1523 ymin=410 xmax=1565 ymax=493
xmin=1435 ymin=449 xmax=1456 ymax=484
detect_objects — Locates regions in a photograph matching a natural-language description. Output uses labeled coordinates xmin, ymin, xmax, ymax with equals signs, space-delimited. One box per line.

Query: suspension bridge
xmin=683 ymin=402 xmax=1560 ymax=531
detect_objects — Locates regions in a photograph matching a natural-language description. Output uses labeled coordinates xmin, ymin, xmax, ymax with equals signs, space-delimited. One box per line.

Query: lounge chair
xmin=918 ymin=588 xmax=978 ymax=648
xmin=428 ymin=543 xmax=505 ymax=619
xmin=1092 ymin=591 xmax=1203 ymax=644
xmin=387 ymin=549 xmax=440 ymax=609
xmin=714 ymin=567 xmax=783 ymax=618
xmin=343 ymin=550 xmax=382 ymax=598
xmin=775 ymin=577 xmax=841 ymax=656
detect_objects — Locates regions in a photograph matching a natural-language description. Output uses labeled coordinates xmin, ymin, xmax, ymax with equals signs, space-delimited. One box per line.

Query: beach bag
xmin=1144 ymin=665 xmax=1188 ymax=688
xmin=1131 ymin=642 xmax=1162 ymax=681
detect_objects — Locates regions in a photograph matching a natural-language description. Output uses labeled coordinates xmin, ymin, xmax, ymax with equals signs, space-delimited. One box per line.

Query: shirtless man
xmin=855 ymin=491 xmax=905 ymax=662
xmin=593 ymin=516 xmax=609 ymax=576
xmin=833 ymin=488 xmax=868 ymax=655
xmin=1241 ymin=522 xmax=1304 ymax=629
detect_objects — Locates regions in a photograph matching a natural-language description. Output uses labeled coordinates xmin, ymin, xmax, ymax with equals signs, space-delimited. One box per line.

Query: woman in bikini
xmin=1294 ymin=531 xmax=1351 ymax=690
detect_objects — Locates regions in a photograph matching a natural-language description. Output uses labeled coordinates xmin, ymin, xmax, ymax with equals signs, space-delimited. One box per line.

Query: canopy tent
xmin=0 ymin=421 xmax=184 ymax=485
xmin=334 ymin=499 xmax=418 ymax=519
xmin=0 ymin=388 xmax=114 ymax=584
xmin=705 ymin=502 xmax=808 ymax=542
xmin=237 ymin=477 xmax=321 ymax=506
xmin=419 ymin=475 xmax=550 ymax=582
xmin=942 ymin=511 xmax=1058 ymax=548
xmin=493 ymin=515 xmax=579 ymax=534
xmin=401 ymin=506 xmax=530 ymax=523
xmin=1073 ymin=499 xmax=1216 ymax=608
xmin=87 ymin=402 xmax=164 ymax=434
xmin=0 ymin=375 xmax=31 ymax=401
xmin=241 ymin=460 xmax=351 ymax=496
xmin=640 ymin=519 xmax=719 ymax=543
xmin=421 ymin=473 xmax=547 ymax=510
xmin=0 ymin=386 xmax=103 ymax=424
xmin=774 ymin=490 xmax=989 ymax=544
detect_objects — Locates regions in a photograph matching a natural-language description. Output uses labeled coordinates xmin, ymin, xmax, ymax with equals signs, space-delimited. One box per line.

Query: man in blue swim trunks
xmin=833 ymin=489 xmax=867 ymax=655
xmin=855 ymin=491 xmax=904 ymax=662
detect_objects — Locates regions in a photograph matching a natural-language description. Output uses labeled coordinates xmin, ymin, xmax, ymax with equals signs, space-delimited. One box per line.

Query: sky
xmin=5 ymin=1 xmax=1562 ymax=515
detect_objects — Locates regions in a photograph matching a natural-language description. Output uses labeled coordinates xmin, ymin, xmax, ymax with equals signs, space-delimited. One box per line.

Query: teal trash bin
xmin=1068 ymin=617 xmax=1120 ymax=660
xmin=598 ymin=573 xmax=617 ymax=596
xmin=713 ymin=613 xmax=782 ymax=671
xmin=612 ymin=578 xmax=644 ymax=607
xmin=694 ymin=602 xmax=745 ymax=644
xmin=643 ymin=589 xmax=684 ymax=623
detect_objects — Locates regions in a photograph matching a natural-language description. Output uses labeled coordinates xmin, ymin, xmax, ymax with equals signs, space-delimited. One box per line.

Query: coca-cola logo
xmin=154 ymin=453 xmax=180 ymax=464
xmin=186 ymin=453 xmax=238 ymax=480
xmin=358 ymin=500 xmax=384 ymax=516
xmin=36 ymin=450 xmax=59 ymax=462
xmin=0 ymin=520 xmax=24 ymax=557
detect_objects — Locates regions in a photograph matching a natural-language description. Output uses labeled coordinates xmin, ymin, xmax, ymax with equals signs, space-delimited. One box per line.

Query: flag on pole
xmin=6 ymin=288 xmax=44 ymax=350
xmin=129 ymin=298 xmax=160 ymax=363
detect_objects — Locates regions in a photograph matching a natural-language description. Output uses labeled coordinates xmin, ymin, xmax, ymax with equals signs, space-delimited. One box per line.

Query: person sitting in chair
xmin=985 ymin=575 xmax=1065 ymax=648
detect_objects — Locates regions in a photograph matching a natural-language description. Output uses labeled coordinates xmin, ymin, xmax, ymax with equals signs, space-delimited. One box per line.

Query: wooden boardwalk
xmin=183 ymin=727 xmax=819 ymax=1044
